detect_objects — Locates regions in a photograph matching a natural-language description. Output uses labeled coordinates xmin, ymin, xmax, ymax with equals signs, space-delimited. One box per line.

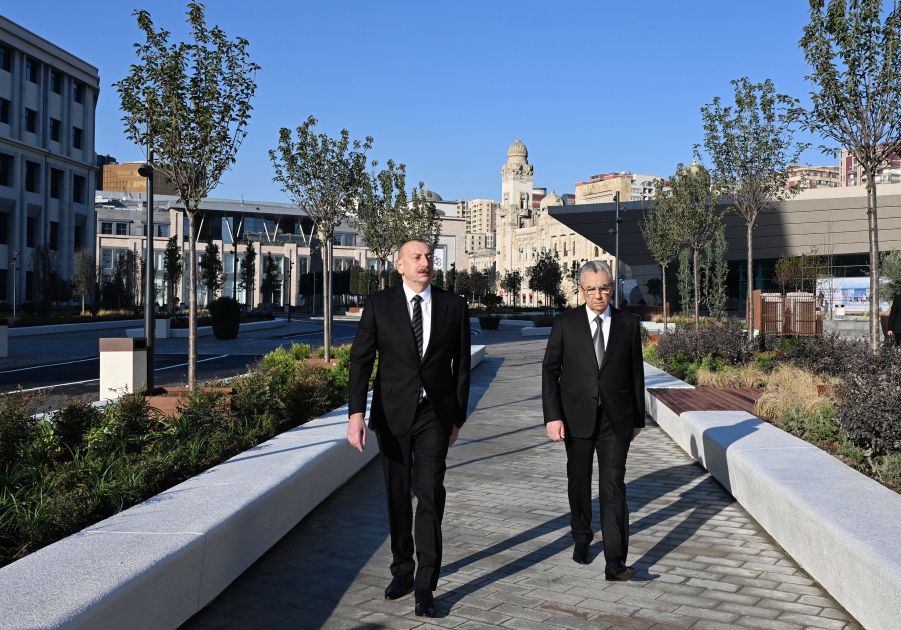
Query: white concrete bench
xmin=521 ymin=326 xmax=551 ymax=337
xmin=643 ymin=362 xmax=901 ymax=630
xmin=0 ymin=345 xmax=486 ymax=630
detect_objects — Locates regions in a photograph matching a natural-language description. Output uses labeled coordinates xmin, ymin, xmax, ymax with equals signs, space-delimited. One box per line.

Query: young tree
xmin=501 ymin=270 xmax=523 ymax=307
xmin=669 ymin=163 xmax=722 ymax=329
xmin=162 ymin=236 xmax=183 ymax=315
xmin=260 ymin=253 xmax=281 ymax=307
xmin=702 ymin=224 xmax=729 ymax=321
xmin=677 ymin=248 xmax=694 ymax=317
xmin=641 ymin=179 xmax=683 ymax=326
xmin=399 ymin=182 xmax=442 ymax=248
xmin=72 ymin=249 xmax=95 ymax=315
xmin=528 ymin=249 xmax=563 ymax=310
xmin=116 ymin=2 xmax=259 ymax=389
xmin=239 ymin=240 xmax=256 ymax=309
xmin=199 ymin=242 xmax=223 ymax=306
xmin=354 ymin=159 xmax=406 ymax=289
xmin=881 ymin=249 xmax=901 ymax=299
xmin=269 ymin=116 xmax=371 ymax=361
xmin=799 ymin=0 xmax=901 ymax=350
xmin=700 ymin=77 xmax=805 ymax=339
xmin=31 ymin=246 xmax=59 ymax=316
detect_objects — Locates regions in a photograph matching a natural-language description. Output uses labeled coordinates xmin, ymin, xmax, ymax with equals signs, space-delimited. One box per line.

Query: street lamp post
xmin=614 ymin=191 xmax=621 ymax=309
xmin=138 ymin=155 xmax=155 ymax=391
xmin=10 ymin=250 xmax=19 ymax=322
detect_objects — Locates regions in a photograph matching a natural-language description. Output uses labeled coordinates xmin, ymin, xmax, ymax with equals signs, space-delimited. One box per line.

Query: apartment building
xmin=0 ymin=16 xmax=99 ymax=304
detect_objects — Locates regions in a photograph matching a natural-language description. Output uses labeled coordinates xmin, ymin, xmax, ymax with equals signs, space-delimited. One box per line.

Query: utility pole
xmin=10 ymin=251 xmax=18 ymax=322
xmin=138 ymin=152 xmax=155 ymax=391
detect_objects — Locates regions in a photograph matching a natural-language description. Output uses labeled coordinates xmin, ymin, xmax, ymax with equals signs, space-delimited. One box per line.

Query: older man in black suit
xmin=542 ymin=260 xmax=645 ymax=580
xmin=347 ymin=239 xmax=471 ymax=617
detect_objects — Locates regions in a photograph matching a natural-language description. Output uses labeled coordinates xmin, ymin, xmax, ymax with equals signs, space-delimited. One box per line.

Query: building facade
xmin=574 ymin=172 xmax=660 ymax=204
xmin=495 ymin=140 xmax=616 ymax=307
xmin=840 ymin=149 xmax=901 ymax=187
xmin=99 ymin=161 xmax=179 ymax=196
xmin=0 ymin=16 xmax=99 ymax=305
xmin=787 ymin=165 xmax=841 ymax=191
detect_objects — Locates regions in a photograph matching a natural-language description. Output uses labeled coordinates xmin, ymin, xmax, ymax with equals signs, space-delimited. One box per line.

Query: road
xmin=0 ymin=319 xmax=363 ymax=411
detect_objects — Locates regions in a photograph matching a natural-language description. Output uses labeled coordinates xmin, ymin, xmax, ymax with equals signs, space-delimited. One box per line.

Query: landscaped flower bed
xmin=0 ymin=343 xmax=373 ymax=568
xmin=643 ymin=321 xmax=901 ymax=493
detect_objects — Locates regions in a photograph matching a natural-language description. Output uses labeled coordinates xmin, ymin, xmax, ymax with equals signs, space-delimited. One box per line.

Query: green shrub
xmin=169 ymin=389 xmax=231 ymax=439
xmin=0 ymin=392 xmax=41 ymax=464
xmin=290 ymin=343 xmax=312 ymax=361
xmin=872 ymin=452 xmax=901 ymax=488
xmin=210 ymin=297 xmax=241 ymax=340
xmin=52 ymin=399 xmax=102 ymax=452
xmin=836 ymin=344 xmax=901 ymax=456
xmin=260 ymin=347 xmax=299 ymax=395
xmin=836 ymin=439 xmax=868 ymax=468
xmin=86 ymin=393 xmax=150 ymax=456
xmin=752 ymin=352 xmax=777 ymax=374
xmin=776 ymin=405 xmax=838 ymax=443
xmin=232 ymin=370 xmax=283 ymax=434
xmin=643 ymin=343 xmax=661 ymax=366
xmin=283 ymin=362 xmax=333 ymax=421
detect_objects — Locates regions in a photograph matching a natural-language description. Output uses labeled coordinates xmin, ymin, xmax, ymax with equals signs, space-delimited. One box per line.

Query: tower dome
xmin=507 ymin=139 xmax=528 ymax=162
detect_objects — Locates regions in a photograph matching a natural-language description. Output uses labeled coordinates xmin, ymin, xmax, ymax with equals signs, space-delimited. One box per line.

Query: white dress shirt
xmin=586 ymin=303 xmax=612 ymax=357
xmin=402 ymin=282 xmax=432 ymax=356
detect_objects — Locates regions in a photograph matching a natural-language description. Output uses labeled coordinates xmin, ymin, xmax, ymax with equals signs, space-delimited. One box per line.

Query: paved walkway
xmin=184 ymin=332 xmax=860 ymax=630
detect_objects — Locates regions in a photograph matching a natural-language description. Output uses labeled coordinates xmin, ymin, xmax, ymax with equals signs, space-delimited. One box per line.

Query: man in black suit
xmin=542 ymin=260 xmax=645 ymax=580
xmin=347 ymin=239 xmax=471 ymax=617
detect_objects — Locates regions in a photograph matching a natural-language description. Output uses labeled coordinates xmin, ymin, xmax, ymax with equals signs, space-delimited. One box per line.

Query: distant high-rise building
xmin=840 ymin=149 xmax=901 ymax=187
xmin=0 ymin=16 xmax=100 ymax=304
xmin=460 ymin=198 xmax=498 ymax=257
xmin=787 ymin=165 xmax=841 ymax=191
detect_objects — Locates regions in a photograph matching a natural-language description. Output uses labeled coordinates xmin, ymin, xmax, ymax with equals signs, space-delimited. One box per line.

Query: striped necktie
xmin=412 ymin=295 xmax=424 ymax=359
xmin=594 ymin=315 xmax=605 ymax=368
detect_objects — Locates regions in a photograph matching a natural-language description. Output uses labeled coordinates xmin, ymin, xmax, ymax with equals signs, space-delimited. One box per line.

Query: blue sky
xmin=6 ymin=1 xmax=837 ymax=202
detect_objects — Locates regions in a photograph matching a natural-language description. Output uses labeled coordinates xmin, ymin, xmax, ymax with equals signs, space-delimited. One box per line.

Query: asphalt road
xmin=0 ymin=320 xmax=364 ymax=411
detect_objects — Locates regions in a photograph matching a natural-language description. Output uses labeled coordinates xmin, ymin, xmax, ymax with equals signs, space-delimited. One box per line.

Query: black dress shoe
xmin=384 ymin=573 xmax=414 ymax=599
xmin=605 ymin=559 xmax=635 ymax=581
xmin=572 ymin=542 xmax=590 ymax=564
xmin=414 ymin=589 xmax=436 ymax=617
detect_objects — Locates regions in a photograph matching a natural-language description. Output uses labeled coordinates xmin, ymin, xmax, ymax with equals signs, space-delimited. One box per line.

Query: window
xmin=50 ymin=70 xmax=61 ymax=94
xmin=0 ymin=213 xmax=8 ymax=245
xmin=25 ymin=58 xmax=38 ymax=83
xmin=72 ymin=126 xmax=83 ymax=149
xmin=50 ymin=168 xmax=63 ymax=199
xmin=0 ymin=154 xmax=11 ymax=187
xmin=101 ymin=247 xmax=127 ymax=271
xmin=72 ymin=81 xmax=84 ymax=104
xmin=26 ymin=217 xmax=35 ymax=248
xmin=50 ymin=118 xmax=60 ymax=142
xmin=25 ymin=108 xmax=37 ymax=134
xmin=0 ymin=98 xmax=8 ymax=124
xmin=115 ymin=222 xmax=128 ymax=236
xmin=74 ymin=224 xmax=83 ymax=249
xmin=72 ymin=174 xmax=85 ymax=203
xmin=25 ymin=161 xmax=40 ymax=193
xmin=0 ymin=44 xmax=10 ymax=72
xmin=49 ymin=221 xmax=59 ymax=251
xmin=101 ymin=222 xmax=113 ymax=235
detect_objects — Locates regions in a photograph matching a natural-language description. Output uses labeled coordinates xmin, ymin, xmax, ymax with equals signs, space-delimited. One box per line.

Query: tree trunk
xmin=380 ymin=258 xmax=387 ymax=290
xmin=81 ymin=294 xmax=85 ymax=316
xmin=661 ymin=263 xmax=668 ymax=328
xmin=866 ymin=174 xmax=881 ymax=352
xmin=692 ymin=247 xmax=700 ymax=331
xmin=322 ymin=232 xmax=333 ymax=362
xmin=187 ymin=211 xmax=198 ymax=390
xmin=746 ymin=222 xmax=754 ymax=341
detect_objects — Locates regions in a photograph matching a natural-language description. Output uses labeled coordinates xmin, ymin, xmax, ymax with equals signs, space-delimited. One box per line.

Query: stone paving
xmin=184 ymin=332 xmax=860 ymax=630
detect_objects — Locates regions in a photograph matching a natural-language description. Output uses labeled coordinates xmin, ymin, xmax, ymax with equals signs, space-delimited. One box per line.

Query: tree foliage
xmin=642 ymin=178 xmax=684 ymax=324
xmin=881 ymin=249 xmax=901 ymax=298
xmin=72 ymin=249 xmax=95 ymax=315
xmin=700 ymin=77 xmax=804 ymax=338
xmin=798 ymin=0 xmax=901 ymax=350
xmin=260 ymin=254 xmax=280 ymax=307
xmin=400 ymin=183 xmax=442 ymax=249
xmin=353 ymin=160 xmax=407 ymax=288
xmin=528 ymin=249 xmax=563 ymax=309
xmin=702 ymin=224 xmax=729 ymax=320
xmin=199 ymin=242 xmax=223 ymax=306
xmin=116 ymin=1 xmax=259 ymax=389
xmin=269 ymin=115 xmax=371 ymax=360
xmin=239 ymin=240 xmax=256 ymax=309
xmin=162 ymin=236 xmax=183 ymax=315
xmin=501 ymin=270 xmax=523 ymax=307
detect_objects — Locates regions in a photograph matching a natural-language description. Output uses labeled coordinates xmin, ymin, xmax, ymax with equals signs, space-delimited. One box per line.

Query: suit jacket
xmin=541 ymin=306 xmax=646 ymax=442
xmin=888 ymin=295 xmax=901 ymax=336
xmin=348 ymin=284 xmax=471 ymax=435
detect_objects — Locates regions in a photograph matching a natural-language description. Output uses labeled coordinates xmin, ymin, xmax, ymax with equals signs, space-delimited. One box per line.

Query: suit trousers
xmin=376 ymin=398 xmax=449 ymax=591
xmin=564 ymin=406 xmax=631 ymax=562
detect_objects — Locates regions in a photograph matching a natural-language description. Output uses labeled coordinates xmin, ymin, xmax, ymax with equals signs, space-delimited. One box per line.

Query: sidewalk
xmin=184 ymin=333 xmax=860 ymax=630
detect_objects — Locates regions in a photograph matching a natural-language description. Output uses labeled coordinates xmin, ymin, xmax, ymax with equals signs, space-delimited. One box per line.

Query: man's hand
xmin=633 ymin=427 xmax=642 ymax=440
xmin=546 ymin=420 xmax=565 ymax=442
xmin=449 ymin=424 xmax=460 ymax=446
xmin=347 ymin=413 xmax=367 ymax=452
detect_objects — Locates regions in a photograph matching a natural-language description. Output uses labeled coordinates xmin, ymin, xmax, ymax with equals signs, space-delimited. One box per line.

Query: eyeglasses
xmin=581 ymin=285 xmax=613 ymax=295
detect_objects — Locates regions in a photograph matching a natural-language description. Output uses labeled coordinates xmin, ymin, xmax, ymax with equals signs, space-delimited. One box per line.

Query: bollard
xmin=99 ymin=337 xmax=148 ymax=400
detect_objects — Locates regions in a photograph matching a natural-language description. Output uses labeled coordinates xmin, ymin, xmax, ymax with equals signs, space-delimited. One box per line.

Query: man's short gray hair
xmin=578 ymin=260 xmax=613 ymax=287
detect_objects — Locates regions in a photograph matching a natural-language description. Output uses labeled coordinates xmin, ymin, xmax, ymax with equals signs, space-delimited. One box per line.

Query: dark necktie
xmin=593 ymin=315 xmax=605 ymax=368
xmin=412 ymin=295 xmax=424 ymax=359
